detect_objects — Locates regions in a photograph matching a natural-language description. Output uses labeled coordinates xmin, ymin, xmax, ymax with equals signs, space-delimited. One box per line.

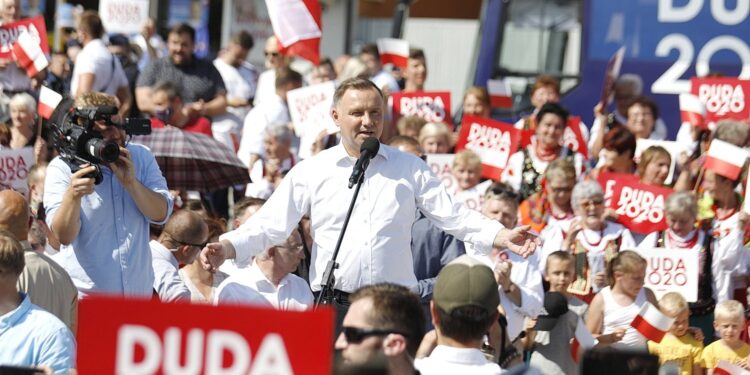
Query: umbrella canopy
xmin=132 ymin=126 xmax=250 ymax=192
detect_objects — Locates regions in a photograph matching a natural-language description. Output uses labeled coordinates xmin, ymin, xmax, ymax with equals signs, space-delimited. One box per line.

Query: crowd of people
xmin=1 ymin=2 xmax=750 ymax=374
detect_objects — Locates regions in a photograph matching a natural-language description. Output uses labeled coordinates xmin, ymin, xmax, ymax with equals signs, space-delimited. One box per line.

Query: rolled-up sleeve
xmin=136 ymin=145 xmax=173 ymax=225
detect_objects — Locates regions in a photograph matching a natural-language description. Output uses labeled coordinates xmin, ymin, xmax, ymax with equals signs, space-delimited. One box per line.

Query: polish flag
xmin=679 ymin=93 xmax=707 ymax=129
xmin=714 ymin=361 xmax=750 ymax=375
xmin=37 ymin=86 xmax=62 ymax=120
xmin=376 ymin=38 xmax=409 ymax=69
xmin=266 ymin=0 xmax=322 ymax=65
xmin=570 ymin=317 xmax=597 ymax=362
xmin=12 ymin=30 xmax=47 ymax=77
xmin=630 ymin=302 xmax=674 ymax=343
xmin=488 ymin=79 xmax=513 ymax=108
xmin=704 ymin=139 xmax=749 ymax=180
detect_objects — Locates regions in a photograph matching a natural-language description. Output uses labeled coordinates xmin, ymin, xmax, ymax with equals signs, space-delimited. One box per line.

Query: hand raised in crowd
xmin=200 ymin=241 xmax=228 ymax=272
xmin=183 ymin=100 xmax=206 ymax=119
xmin=593 ymin=272 xmax=607 ymax=288
xmin=596 ymin=327 xmax=626 ymax=345
xmin=739 ymin=211 xmax=749 ymax=229
xmin=493 ymin=258 xmax=512 ymax=290
xmin=109 ymin=147 xmax=137 ymax=188
xmin=65 ymin=165 xmax=97 ymax=199
xmin=562 ymin=218 xmax=583 ymax=251
xmin=493 ymin=225 xmax=539 ymax=258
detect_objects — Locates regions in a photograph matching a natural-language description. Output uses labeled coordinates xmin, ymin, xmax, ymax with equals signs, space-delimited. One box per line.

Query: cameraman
xmin=43 ymin=92 xmax=173 ymax=298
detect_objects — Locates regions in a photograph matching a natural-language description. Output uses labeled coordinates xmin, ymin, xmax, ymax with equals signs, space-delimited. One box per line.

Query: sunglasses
xmin=265 ymin=51 xmax=280 ymax=57
xmin=342 ymin=327 xmax=406 ymax=344
xmin=165 ymin=232 xmax=207 ymax=249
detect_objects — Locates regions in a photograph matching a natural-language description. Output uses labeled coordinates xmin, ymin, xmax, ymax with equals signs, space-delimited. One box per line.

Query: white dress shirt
xmin=253 ymin=69 xmax=276 ymax=106
xmin=468 ymin=246 xmax=544 ymax=341
xmin=221 ymin=143 xmax=503 ymax=293
xmin=415 ymin=345 xmax=502 ymax=375
xmin=150 ymin=240 xmax=190 ymax=303
xmin=237 ymin=95 xmax=291 ymax=166
xmin=214 ymin=259 xmax=313 ymax=310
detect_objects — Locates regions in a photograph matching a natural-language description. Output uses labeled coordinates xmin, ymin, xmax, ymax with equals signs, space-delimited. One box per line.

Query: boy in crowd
xmin=647 ymin=292 xmax=704 ymax=375
xmin=526 ymin=251 xmax=588 ymax=374
xmin=702 ymin=300 xmax=750 ymax=373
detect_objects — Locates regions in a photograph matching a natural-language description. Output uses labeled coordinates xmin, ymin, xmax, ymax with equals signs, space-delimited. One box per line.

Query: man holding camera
xmin=44 ymin=92 xmax=173 ymax=298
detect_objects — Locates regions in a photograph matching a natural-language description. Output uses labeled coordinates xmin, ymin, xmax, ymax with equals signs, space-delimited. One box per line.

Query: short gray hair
xmin=714 ymin=120 xmax=749 ymax=146
xmin=571 ymin=180 xmax=604 ymax=208
xmin=264 ymin=123 xmax=293 ymax=144
xmin=615 ymin=74 xmax=643 ymax=95
xmin=665 ymin=191 xmax=697 ymax=219
xmin=9 ymin=92 xmax=36 ymax=114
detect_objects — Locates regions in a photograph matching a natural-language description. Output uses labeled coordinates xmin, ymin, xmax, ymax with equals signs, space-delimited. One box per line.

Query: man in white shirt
xmin=151 ymin=210 xmax=208 ymax=302
xmin=212 ymin=31 xmax=259 ymax=151
xmin=359 ymin=43 xmax=400 ymax=94
xmin=253 ymin=36 xmax=292 ymax=106
xmin=415 ymin=255 xmax=502 ymax=375
xmin=214 ymin=231 xmax=312 ymax=310
xmin=70 ymin=10 xmax=131 ymax=116
xmin=237 ymin=66 xmax=302 ymax=171
xmin=202 ymin=78 xmax=536 ymax=325
xmin=335 ymin=283 xmax=424 ymax=375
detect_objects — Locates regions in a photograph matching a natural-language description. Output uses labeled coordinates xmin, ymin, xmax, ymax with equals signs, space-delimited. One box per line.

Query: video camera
xmin=47 ymin=98 xmax=151 ymax=184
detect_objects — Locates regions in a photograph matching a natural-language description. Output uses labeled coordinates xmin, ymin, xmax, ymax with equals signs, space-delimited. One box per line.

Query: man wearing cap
xmin=415 ymin=255 xmax=503 ymax=374
xmin=334 ymin=283 xmax=424 ymax=375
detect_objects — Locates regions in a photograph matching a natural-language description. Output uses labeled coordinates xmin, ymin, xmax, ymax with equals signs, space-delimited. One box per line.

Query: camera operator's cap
xmin=434 ymin=255 xmax=499 ymax=315
xmin=534 ymin=291 xmax=569 ymax=331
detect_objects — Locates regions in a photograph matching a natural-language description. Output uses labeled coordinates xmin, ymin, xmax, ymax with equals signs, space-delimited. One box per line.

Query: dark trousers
xmin=314 ymin=290 xmax=351 ymax=339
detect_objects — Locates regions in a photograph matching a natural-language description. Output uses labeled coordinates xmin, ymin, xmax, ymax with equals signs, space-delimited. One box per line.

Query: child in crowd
xmin=527 ymin=251 xmax=588 ymax=375
xmin=702 ymin=300 xmax=750 ymax=373
xmin=418 ymin=122 xmax=452 ymax=154
xmin=396 ymin=115 xmax=427 ymax=140
xmin=450 ymin=150 xmax=490 ymax=211
xmin=587 ymin=250 xmax=658 ymax=351
xmin=647 ymin=292 xmax=704 ymax=375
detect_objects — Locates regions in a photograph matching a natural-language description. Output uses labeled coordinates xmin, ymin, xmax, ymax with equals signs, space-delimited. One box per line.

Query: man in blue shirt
xmin=0 ymin=231 xmax=76 ymax=374
xmin=44 ymin=92 xmax=172 ymax=298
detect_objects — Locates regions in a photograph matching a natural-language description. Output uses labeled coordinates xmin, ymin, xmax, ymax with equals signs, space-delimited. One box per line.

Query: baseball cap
xmin=534 ymin=291 xmax=569 ymax=331
xmin=434 ymin=255 xmax=500 ymax=315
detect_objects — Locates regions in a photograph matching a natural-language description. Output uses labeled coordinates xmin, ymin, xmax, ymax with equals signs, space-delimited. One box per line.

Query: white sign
xmin=635 ymin=139 xmax=689 ymax=185
xmin=287 ymin=82 xmax=339 ymax=160
xmin=426 ymin=154 xmax=457 ymax=192
xmin=0 ymin=147 xmax=33 ymax=196
xmin=633 ymin=248 xmax=698 ymax=302
xmin=99 ymin=0 xmax=150 ymax=35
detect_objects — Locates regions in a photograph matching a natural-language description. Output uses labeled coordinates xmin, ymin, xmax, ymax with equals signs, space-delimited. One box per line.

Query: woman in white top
xmin=587 ymin=251 xmax=658 ymax=351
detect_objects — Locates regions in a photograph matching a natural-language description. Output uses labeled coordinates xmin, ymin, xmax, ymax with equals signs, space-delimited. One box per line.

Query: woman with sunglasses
xmin=540 ymin=180 xmax=636 ymax=303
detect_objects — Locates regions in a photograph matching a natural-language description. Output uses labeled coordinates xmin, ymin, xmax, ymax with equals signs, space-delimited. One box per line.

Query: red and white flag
xmin=704 ymin=139 xmax=749 ymax=180
xmin=38 ymin=86 xmax=62 ymax=120
xmin=570 ymin=317 xmax=597 ymax=362
xmin=376 ymin=38 xmax=409 ymax=69
xmin=679 ymin=93 xmax=707 ymax=129
xmin=714 ymin=361 xmax=750 ymax=375
xmin=630 ymin=302 xmax=674 ymax=343
xmin=265 ymin=0 xmax=322 ymax=65
xmin=487 ymin=79 xmax=512 ymax=108
xmin=12 ymin=30 xmax=47 ymax=77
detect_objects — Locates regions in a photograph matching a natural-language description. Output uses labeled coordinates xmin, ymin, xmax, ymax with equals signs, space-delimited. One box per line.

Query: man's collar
xmin=334 ymin=141 xmax=390 ymax=162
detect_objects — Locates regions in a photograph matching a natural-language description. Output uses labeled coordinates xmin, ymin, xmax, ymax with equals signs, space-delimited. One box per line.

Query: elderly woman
xmin=502 ymin=102 xmax=587 ymax=200
xmin=245 ymin=123 xmax=296 ymax=199
xmin=637 ymin=191 xmax=743 ymax=340
xmin=8 ymin=93 xmax=47 ymax=163
xmin=540 ymin=180 xmax=636 ymax=302
xmin=418 ymin=121 xmax=452 ymax=154
xmin=518 ymin=158 xmax=576 ymax=234
xmin=591 ymin=96 xmax=664 ymax=159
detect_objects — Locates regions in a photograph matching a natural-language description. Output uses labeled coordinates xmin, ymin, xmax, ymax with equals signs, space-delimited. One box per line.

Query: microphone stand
xmin=315 ymin=170 xmax=365 ymax=307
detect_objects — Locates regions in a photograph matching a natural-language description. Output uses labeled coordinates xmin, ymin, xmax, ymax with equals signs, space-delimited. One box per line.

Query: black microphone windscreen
xmin=360 ymin=137 xmax=380 ymax=159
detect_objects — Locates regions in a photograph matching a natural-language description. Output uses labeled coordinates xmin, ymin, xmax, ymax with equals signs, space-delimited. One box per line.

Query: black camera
xmin=47 ymin=98 xmax=151 ymax=184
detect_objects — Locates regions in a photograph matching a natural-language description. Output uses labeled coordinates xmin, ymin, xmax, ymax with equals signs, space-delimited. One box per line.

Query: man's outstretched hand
xmin=493 ymin=225 xmax=540 ymax=258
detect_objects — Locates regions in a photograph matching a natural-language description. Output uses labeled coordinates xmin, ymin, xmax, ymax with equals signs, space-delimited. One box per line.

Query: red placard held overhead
xmin=607 ymin=177 xmax=673 ymax=234
xmin=455 ymin=115 xmax=520 ymax=180
xmin=390 ymin=91 xmax=452 ymax=128
xmin=0 ymin=16 xmax=48 ymax=59
xmin=691 ymin=77 xmax=750 ymax=127
xmin=77 ymin=296 xmax=334 ymax=375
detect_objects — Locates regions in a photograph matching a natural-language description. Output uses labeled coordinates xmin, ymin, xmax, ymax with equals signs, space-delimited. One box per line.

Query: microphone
xmin=348 ymin=137 xmax=380 ymax=188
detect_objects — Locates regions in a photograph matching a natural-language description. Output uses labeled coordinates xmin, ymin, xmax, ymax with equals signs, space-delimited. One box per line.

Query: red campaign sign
xmin=518 ymin=116 xmax=588 ymax=159
xmin=0 ymin=16 xmax=49 ymax=59
xmin=597 ymin=171 xmax=639 ymax=209
xmin=608 ymin=178 xmax=673 ymax=234
xmin=77 ymin=296 xmax=334 ymax=375
xmin=390 ymin=91 xmax=452 ymax=127
xmin=690 ymin=77 xmax=750 ymax=125
xmin=455 ymin=115 xmax=520 ymax=180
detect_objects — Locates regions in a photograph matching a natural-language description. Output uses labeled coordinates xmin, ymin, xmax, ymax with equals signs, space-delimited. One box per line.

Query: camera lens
xmin=85 ymin=138 xmax=120 ymax=163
